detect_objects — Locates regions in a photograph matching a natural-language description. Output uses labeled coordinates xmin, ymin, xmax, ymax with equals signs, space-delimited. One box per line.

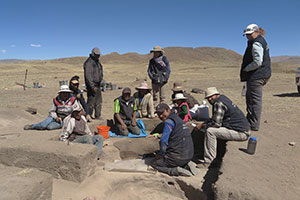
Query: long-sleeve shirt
xmin=208 ymin=101 xmax=227 ymax=128
xmin=160 ymin=119 xmax=175 ymax=156
xmin=244 ymin=42 xmax=264 ymax=72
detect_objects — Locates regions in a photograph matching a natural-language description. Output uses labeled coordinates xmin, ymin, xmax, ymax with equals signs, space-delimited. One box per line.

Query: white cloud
xmin=30 ymin=44 xmax=41 ymax=47
xmin=11 ymin=44 xmax=16 ymax=47
xmin=1 ymin=50 xmax=7 ymax=54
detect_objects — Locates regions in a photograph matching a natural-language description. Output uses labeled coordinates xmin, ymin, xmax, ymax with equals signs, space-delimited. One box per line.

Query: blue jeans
xmin=32 ymin=116 xmax=62 ymax=130
xmin=73 ymin=135 xmax=104 ymax=159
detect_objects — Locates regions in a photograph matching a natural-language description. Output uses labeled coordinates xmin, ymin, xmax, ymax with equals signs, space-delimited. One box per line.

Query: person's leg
xmin=128 ymin=124 xmax=140 ymax=135
xmin=151 ymin=157 xmax=190 ymax=176
xmin=92 ymin=135 xmax=104 ymax=159
xmin=152 ymin=83 xmax=159 ymax=103
xmin=94 ymin=89 xmax=102 ymax=119
xmin=87 ymin=89 xmax=96 ymax=118
xmin=204 ymin=127 xmax=248 ymax=163
xmin=46 ymin=121 xmax=62 ymax=130
xmin=159 ymin=83 xmax=166 ymax=103
xmin=246 ymin=79 xmax=264 ymax=131
xmin=32 ymin=116 xmax=55 ymax=130
xmin=73 ymin=135 xmax=93 ymax=144
xmin=116 ymin=123 xmax=129 ymax=136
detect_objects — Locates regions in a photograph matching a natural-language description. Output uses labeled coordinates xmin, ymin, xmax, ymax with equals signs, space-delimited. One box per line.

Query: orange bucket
xmin=96 ymin=126 xmax=110 ymax=139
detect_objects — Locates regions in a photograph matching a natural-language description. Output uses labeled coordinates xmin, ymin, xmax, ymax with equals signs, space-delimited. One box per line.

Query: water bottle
xmin=247 ymin=137 xmax=257 ymax=155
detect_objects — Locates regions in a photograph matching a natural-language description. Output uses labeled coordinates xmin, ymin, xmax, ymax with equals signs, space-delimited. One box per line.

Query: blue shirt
xmin=160 ymin=119 xmax=175 ymax=156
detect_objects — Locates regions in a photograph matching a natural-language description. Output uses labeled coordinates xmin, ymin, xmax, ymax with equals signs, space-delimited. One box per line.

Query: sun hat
xmin=173 ymin=93 xmax=187 ymax=101
xmin=155 ymin=103 xmax=170 ymax=115
xmin=135 ymin=82 xmax=151 ymax=90
xmin=71 ymin=79 xmax=79 ymax=84
xmin=205 ymin=87 xmax=220 ymax=98
xmin=92 ymin=47 xmax=101 ymax=55
xmin=150 ymin=46 xmax=164 ymax=53
xmin=72 ymin=103 xmax=83 ymax=112
xmin=243 ymin=24 xmax=259 ymax=35
xmin=122 ymin=87 xmax=131 ymax=94
xmin=172 ymin=81 xmax=185 ymax=92
xmin=58 ymin=85 xmax=72 ymax=93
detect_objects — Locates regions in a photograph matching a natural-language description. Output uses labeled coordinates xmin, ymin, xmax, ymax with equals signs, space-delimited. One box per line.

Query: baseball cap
xmin=243 ymin=24 xmax=259 ymax=35
xmin=122 ymin=87 xmax=131 ymax=94
xmin=92 ymin=47 xmax=101 ymax=55
xmin=155 ymin=103 xmax=170 ymax=115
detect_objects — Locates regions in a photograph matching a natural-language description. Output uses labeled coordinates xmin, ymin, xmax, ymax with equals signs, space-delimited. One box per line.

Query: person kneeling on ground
xmin=172 ymin=93 xmax=192 ymax=123
xmin=60 ymin=104 xmax=103 ymax=160
xmin=196 ymin=87 xmax=250 ymax=167
xmin=150 ymin=103 xmax=197 ymax=176
xmin=114 ymin=87 xmax=140 ymax=136
xmin=24 ymin=85 xmax=78 ymax=130
xmin=133 ymin=82 xmax=155 ymax=118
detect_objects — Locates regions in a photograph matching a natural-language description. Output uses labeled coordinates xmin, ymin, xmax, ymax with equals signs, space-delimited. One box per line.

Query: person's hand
xmin=121 ymin=123 xmax=127 ymax=130
xmin=56 ymin=117 xmax=62 ymax=123
xmin=132 ymin=120 xmax=137 ymax=127
xmin=195 ymin=122 xmax=204 ymax=130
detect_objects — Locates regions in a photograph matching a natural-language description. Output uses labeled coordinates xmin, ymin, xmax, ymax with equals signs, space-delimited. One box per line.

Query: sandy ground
xmin=0 ymin=61 xmax=300 ymax=199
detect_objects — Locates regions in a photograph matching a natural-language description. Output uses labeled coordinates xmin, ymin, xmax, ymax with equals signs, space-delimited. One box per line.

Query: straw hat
xmin=173 ymin=93 xmax=187 ymax=101
xmin=135 ymin=82 xmax=151 ymax=90
xmin=58 ymin=85 xmax=72 ymax=93
xmin=205 ymin=87 xmax=220 ymax=98
xmin=172 ymin=81 xmax=184 ymax=92
xmin=150 ymin=46 xmax=164 ymax=53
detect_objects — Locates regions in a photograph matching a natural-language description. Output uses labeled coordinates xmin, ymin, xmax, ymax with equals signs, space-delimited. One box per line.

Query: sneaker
xmin=24 ymin=124 xmax=34 ymax=130
xmin=177 ymin=166 xmax=193 ymax=177
xmin=186 ymin=161 xmax=200 ymax=176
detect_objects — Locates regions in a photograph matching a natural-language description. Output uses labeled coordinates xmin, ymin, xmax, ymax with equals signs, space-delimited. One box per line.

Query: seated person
xmin=60 ymin=104 xmax=103 ymax=160
xmin=24 ymin=85 xmax=78 ymax=130
xmin=114 ymin=87 xmax=140 ymax=136
xmin=150 ymin=103 xmax=195 ymax=176
xmin=172 ymin=93 xmax=192 ymax=123
xmin=133 ymin=82 xmax=155 ymax=118
xmin=69 ymin=75 xmax=91 ymax=122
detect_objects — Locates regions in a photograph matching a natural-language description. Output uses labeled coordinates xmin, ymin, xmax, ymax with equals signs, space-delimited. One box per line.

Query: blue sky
xmin=0 ymin=0 xmax=299 ymax=60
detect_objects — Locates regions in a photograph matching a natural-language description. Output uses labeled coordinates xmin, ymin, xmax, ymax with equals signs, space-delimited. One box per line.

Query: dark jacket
xmin=214 ymin=95 xmax=250 ymax=133
xmin=166 ymin=113 xmax=194 ymax=160
xmin=147 ymin=56 xmax=170 ymax=84
xmin=240 ymin=35 xmax=271 ymax=82
xmin=114 ymin=96 xmax=136 ymax=125
xmin=84 ymin=54 xmax=103 ymax=91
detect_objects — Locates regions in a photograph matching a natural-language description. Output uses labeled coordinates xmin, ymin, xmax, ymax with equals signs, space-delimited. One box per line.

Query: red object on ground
xmin=96 ymin=126 xmax=110 ymax=139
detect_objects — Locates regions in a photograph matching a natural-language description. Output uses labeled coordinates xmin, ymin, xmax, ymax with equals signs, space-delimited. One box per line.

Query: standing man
xmin=84 ymin=47 xmax=104 ymax=120
xmin=147 ymin=46 xmax=170 ymax=104
xmin=197 ymin=87 xmax=250 ymax=166
xmin=240 ymin=24 xmax=271 ymax=131
xmin=150 ymin=103 xmax=195 ymax=176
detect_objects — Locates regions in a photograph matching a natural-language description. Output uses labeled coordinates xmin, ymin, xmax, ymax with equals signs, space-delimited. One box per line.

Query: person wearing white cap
xmin=196 ymin=87 xmax=250 ymax=167
xmin=172 ymin=93 xmax=192 ymax=123
xmin=24 ymin=85 xmax=79 ymax=130
xmin=133 ymin=82 xmax=155 ymax=118
xmin=147 ymin=45 xmax=171 ymax=104
xmin=84 ymin=47 xmax=104 ymax=120
xmin=241 ymin=24 xmax=271 ymax=131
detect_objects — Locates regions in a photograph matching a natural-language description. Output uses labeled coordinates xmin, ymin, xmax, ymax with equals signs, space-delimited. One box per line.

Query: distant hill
xmin=0 ymin=59 xmax=24 ymax=63
xmin=271 ymin=56 xmax=300 ymax=73
xmin=271 ymin=56 xmax=300 ymax=63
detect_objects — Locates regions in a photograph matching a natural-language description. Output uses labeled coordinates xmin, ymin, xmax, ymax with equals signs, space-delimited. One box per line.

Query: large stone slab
xmin=0 ymin=164 xmax=52 ymax=200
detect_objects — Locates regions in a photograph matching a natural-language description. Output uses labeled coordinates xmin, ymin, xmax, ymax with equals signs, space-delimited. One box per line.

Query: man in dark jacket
xmin=150 ymin=103 xmax=195 ymax=176
xmin=84 ymin=47 xmax=104 ymax=120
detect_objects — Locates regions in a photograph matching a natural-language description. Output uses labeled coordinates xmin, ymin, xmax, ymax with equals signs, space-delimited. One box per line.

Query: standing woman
xmin=240 ymin=24 xmax=271 ymax=131
xmin=147 ymin=46 xmax=171 ymax=104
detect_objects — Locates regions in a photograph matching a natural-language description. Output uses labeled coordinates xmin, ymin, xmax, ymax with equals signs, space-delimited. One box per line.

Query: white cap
xmin=243 ymin=24 xmax=259 ymax=35
xmin=58 ymin=85 xmax=72 ymax=93
xmin=173 ymin=93 xmax=187 ymax=101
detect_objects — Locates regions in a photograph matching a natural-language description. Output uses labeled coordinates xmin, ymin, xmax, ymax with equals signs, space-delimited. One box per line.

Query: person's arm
xmin=82 ymin=116 xmax=93 ymax=136
xmin=159 ymin=119 xmax=175 ymax=156
xmin=60 ymin=116 xmax=75 ymax=142
xmin=132 ymin=101 xmax=138 ymax=126
xmin=148 ymin=94 xmax=155 ymax=118
xmin=49 ymin=101 xmax=58 ymax=119
xmin=114 ymin=99 xmax=126 ymax=129
xmin=244 ymin=42 xmax=264 ymax=72
xmin=164 ymin=57 xmax=171 ymax=79
xmin=209 ymin=101 xmax=227 ymax=128
xmin=147 ymin=60 xmax=154 ymax=80
xmin=84 ymin=60 xmax=96 ymax=89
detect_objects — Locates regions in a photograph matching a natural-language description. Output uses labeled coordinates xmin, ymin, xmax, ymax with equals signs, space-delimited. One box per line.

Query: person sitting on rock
xmin=150 ymin=103 xmax=197 ymax=177
xmin=133 ymin=82 xmax=155 ymax=118
xmin=69 ymin=75 xmax=91 ymax=122
xmin=196 ymin=87 xmax=250 ymax=167
xmin=114 ymin=87 xmax=140 ymax=136
xmin=60 ymin=103 xmax=103 ymax=160
xmin=24 ymin=85 xmax=78 ymax=130
xmin=172 ymin=93 xmax=192 ymax=123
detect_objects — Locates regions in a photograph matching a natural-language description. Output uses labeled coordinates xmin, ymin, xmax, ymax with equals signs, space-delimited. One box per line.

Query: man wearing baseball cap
xmin=114 ymin=87 xmax=140 ymax=136
xmin=150 ymin=103 xmax=196 ymax=176
xmin=196 ymin=87 xmax=250 ymax=167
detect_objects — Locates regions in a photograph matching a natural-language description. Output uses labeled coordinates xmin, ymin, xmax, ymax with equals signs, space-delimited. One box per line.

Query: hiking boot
xmin=177 ymin=166 xmax=193 ymax=177
xmin=24 ymin=124 xmax=34 ymax=130
xmin=186 ymin=161 xmax=200 ymax=176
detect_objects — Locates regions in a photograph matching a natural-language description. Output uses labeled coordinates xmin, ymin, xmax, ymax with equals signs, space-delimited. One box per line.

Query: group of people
xmin=23 ymin=23 xmax=271 ymax=176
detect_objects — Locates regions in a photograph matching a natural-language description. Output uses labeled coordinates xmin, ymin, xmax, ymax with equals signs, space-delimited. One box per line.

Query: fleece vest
xmin=214 ymin=95 xmax=250 ymax=132
xmin=115 ymin=96 xmax=135 ymax=125
xmin=166 ymin=113 xmax=194 ymax=160
xmin=241 ymin=35 xmax=271 ymax=82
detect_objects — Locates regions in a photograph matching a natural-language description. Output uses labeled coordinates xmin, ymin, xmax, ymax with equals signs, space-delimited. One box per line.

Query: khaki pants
xmin=204 ymin=127 xmax=249 ymax=163
xmin=152 ymin=83 xmax=167 ymax=103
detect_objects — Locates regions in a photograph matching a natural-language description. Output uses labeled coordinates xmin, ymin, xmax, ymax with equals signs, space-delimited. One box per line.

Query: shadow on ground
xmin=273 ymin=92 xmax=300 ymax=97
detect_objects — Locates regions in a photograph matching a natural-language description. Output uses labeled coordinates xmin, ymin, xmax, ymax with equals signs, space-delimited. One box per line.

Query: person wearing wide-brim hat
xmin=240 ymin=24 xmax=271 ymax=131
xmin=172 ymin=93 xmax=191 ymax=123
xmin=24 ymin=85 xmax=79 ymax=130
xmin=196 ymin=87 xmax=250 ymax=167
xmin=133 ymin=82 xmax=155 ymax=118
xmin=147 ymin=45 xmax=171 ymax=104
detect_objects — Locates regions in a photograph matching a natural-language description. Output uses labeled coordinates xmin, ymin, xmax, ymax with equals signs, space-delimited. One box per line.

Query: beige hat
xmin=72 ymin=103 xmax=83 ymax=112
xmin=173 ymin=93 xmax=187 ymax=101
xmin=92 ymin=47 xmax=101 ymax=55
xmin=150 ymin=45 xmax=164 ymax=53
xmin=58 ymin=85 xmax=72 ymax=93
xmin=205 ymin=87 xmax=220 ymax=98
xmin=135 ymin=82 xmax=151 ymax=90
xmin=172 ymin=81 xmax=184 ymax=92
